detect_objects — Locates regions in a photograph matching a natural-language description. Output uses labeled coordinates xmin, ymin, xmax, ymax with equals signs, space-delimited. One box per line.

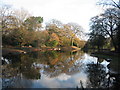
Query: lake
xmin=1 ymin=50 xmax=120 ymax=89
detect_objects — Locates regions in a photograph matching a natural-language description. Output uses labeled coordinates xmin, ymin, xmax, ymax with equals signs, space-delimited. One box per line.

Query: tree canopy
xmin=1 ymin=6 xmax=85 ymax=48
xmin=87 ymin=0 xmax=120 ymax=52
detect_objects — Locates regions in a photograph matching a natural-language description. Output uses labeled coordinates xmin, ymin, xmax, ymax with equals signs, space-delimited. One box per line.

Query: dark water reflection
xmin=1 ymin=51 xmax=120 ymax=88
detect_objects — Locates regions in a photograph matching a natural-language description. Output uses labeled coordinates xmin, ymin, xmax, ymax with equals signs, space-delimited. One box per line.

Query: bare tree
xmin=97 ymin=0 xmax=120 ymax=9
xmin=13 ymin=8 xmax=31 ymax=27
xmin=0 ymin=5 xmax=13 ymax=34
xmin=90 ymin=8 xmax=119 ymax=51
xmin=46 ymin=19 xmax=63 ymax=29
xmin=66 ymin=23 xmax=83 ymax=46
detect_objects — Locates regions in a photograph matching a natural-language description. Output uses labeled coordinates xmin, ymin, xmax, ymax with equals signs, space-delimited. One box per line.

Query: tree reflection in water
xmin=2 ymin=54 xmax=41 ymax=80
xmin=86 ymin=62 xmax=107 ymax=88
xmin=33 ymin=51 xmax=84 ymax=78
xmin=2 ymin=53 xmax=41 ymax=88
xmin=83 ymin=56 xmax=120 ymax=89
xmin=2 ymin=51 xmax=119 ymax=88
xmin=2 ymin=51 xmax=84 ymax=88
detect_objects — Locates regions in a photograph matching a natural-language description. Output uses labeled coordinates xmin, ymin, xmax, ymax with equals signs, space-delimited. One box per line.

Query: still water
xmin=2 ymin=51 xmax=120 ymax=89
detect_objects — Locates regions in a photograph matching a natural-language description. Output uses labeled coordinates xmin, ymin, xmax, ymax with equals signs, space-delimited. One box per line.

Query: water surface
xmin=2 ymin=51 xmax=120 ymax=88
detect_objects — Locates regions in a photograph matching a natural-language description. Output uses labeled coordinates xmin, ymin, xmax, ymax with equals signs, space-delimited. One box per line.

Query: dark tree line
xmin=85 ymin=0 xmax=120 ymax=52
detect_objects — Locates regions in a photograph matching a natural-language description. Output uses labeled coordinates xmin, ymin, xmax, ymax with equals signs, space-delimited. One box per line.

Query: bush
xmin=45 ymin=40 xmax=58 ymax=47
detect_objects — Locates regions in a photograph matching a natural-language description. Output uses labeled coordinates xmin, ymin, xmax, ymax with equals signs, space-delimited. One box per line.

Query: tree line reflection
xmin=2 ymin=51 xmax=120 ymax=88
xmin=78 ymin=55 xmax=120 ymax=89
xmin=2 ymin=51 xmax=84 ymax=88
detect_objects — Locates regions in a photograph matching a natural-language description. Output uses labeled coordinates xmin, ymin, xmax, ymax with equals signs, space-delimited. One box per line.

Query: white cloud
xmin=56 ymin=73 xmax=71 ymax=81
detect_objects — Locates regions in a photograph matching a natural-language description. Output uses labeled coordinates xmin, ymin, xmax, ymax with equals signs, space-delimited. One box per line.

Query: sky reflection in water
xmin=2 ymin=51 xmax=111 ymax=88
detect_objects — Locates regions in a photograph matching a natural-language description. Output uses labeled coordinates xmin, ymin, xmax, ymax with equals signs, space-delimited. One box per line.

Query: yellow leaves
xmin=49 ymin=33 xmax=59 ymax=42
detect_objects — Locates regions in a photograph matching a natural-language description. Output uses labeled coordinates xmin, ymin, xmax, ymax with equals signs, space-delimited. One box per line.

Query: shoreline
xmin=91 ymin=51 xmax=120 ymax=57
xmin=2 ymin=46 xmax=81 ymax=55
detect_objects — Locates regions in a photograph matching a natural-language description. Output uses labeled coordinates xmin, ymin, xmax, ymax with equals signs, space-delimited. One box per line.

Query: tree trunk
xmin=97 ymin=45 xmax=100 ymax=52
xmin=71 ymin=38 xmax=74 ymax=46
xmin=110 ymin=35 xmax=117 ymax=51
xmin=116 ymin=24 xmax=120 ymax=52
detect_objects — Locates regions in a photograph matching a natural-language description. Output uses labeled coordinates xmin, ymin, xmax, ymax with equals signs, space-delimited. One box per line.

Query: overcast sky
xmin=1 ymin=0 xmax=103 ymax=32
